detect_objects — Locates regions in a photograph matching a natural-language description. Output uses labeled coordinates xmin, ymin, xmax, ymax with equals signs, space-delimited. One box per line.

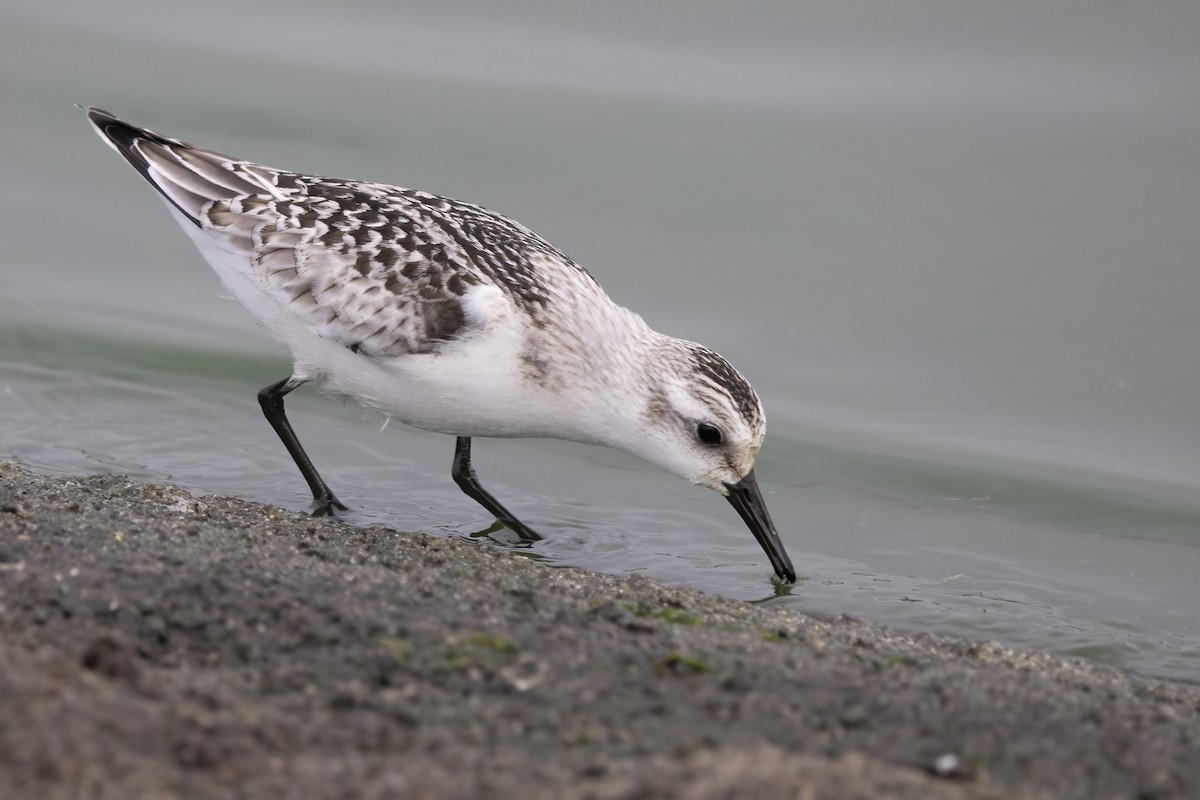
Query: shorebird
xmin=84 ymin=107 xmax=796 ymax=583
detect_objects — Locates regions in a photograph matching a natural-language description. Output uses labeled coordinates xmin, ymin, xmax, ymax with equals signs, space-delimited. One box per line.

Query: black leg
xmin=257 ymin=377 xmax=347 ymax=517
xmin=451 ymin=437 xmax=541 ymax=542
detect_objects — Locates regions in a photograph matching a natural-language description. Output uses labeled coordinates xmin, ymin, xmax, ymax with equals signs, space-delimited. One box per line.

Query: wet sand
xmin=1 ymin=462 xmax=1197 ymax=799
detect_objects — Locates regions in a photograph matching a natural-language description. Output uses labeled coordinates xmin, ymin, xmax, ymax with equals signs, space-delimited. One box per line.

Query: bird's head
xmin=608 ymin=339 xmax=796 ymax=583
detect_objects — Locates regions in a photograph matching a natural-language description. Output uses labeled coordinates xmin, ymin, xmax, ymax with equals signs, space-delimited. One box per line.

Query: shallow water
xmin=3 ymin=1 xmax=1199 ymax=683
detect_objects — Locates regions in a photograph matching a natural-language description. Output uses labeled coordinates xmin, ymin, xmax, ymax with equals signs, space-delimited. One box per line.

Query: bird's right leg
xmin=451 ymin=437 xmax=541 ymax=542
xmin=257 ymin=376 xmax=347 ymax=516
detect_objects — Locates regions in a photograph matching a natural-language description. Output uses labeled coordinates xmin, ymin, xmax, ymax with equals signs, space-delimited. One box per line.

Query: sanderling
xmin=84 ymin=107 xmax=796 ymax=583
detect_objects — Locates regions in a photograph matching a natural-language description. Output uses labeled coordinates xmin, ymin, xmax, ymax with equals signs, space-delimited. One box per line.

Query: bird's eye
xmin=696 ymin=422 xmax=723 ymax=446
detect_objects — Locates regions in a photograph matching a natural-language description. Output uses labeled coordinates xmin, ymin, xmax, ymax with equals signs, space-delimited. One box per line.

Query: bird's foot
xmin=311 ymin=495 xmax=349 ymax=517
xmin=500 ymin=517 xmax=542 ymax=544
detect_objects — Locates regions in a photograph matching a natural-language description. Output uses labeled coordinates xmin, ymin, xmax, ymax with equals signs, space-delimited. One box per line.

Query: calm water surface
xmin=2 ymin=1 xmax=1199 ymax=682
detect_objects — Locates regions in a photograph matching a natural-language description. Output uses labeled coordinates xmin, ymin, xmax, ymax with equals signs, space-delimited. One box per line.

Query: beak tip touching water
xmin=724 ymin=469 xmax=796 ymax=583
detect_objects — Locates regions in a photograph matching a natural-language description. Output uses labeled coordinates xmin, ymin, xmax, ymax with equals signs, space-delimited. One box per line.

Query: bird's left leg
xmin=257 ymin=376 xmax=347 ymax=517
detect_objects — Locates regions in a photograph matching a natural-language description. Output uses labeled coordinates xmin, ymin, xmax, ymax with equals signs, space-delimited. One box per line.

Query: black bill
xmin=724 ymin=469 xmax=796 ymax=583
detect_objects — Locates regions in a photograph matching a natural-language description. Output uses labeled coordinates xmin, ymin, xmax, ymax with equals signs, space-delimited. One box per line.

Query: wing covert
xmin=203 ymin=182 xmax=480 ymax=357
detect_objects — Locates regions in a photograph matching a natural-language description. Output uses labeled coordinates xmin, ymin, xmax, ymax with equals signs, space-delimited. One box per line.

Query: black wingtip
xmin=82 ymin=106 xmax=153 ymax=170
xmin=79 ymin=104 xmax=117 ymax=124
xmin=81 ymin=105 xmax=201 ymax=226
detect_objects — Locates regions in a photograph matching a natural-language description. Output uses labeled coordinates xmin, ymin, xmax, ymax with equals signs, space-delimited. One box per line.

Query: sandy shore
xmin=1 ymin=461 xmax=1197 ymax=799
